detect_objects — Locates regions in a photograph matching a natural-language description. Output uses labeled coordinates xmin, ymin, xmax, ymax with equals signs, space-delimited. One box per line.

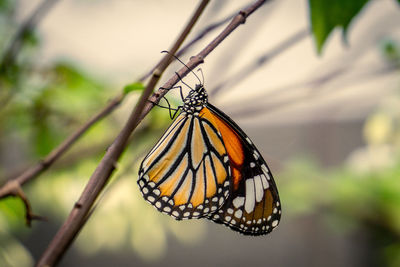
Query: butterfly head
xmin=182 ymin=83 xmax=208 ymax=114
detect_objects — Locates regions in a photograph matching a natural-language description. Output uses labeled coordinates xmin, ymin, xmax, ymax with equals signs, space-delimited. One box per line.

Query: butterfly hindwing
xmin=138 ymin=111 xmax=231 ymax=220
xmin=204 ymin=103 xmax=281 ymax=235
xmin=138 ymin=81 xmax=281 ymax=236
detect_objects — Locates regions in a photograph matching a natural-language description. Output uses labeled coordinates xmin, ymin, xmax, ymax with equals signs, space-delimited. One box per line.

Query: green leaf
xmin=309 ymin=0 xmax=370 ymax=53
xmin=123 ymin=82 xmax=145 ymax=94
xmin=0 ymin=0 xmax=15 ymax=14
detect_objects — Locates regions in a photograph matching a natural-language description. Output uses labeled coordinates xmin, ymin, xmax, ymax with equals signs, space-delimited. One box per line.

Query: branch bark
xmin=36 ymin=1 xmax=268 ymax=266
xmin=0 ymin=0 xmax=224 ymax=200
xmin=36 ymin=0 xmax=211 ymax=265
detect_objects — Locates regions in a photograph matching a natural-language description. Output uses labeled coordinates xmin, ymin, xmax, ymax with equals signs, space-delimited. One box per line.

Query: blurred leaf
xmin=380 ymin=39 xmax=400 ymax=67
xmin=0 ymin=197 xmax=26 ymax=230
xmin=0 ymin=0 xmax=15 ymax=14
xmin=309 ymin=0 xmax=370 ymax=53
xmin=384 ymin=243 xmax=400 ymax=267
xmin=26 ymin=62 xmax=110 ymax=155
xmin=123 ymin=82 xmax=144 ymax=94
xmin=31 ymin=96 xmax=60 ymax=155
xmin=21 ymin=28 xmax=40 ymax=47
xmin=279 ymin=158 xmax=328 ymax=215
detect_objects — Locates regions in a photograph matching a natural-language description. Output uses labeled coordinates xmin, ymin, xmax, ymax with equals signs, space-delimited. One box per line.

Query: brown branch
xmin=0 ymin=0 xmax=217 ymax=201
xmin=0 ymin=180 xmax=46 ymax=226
xmin=36 ymin=0 xmax=211 ymax=265
xmin=0 ymin=0 xmax=214 ymax=192
xmin=0 ymin=0 xmax=222 ymax=226
xmin=0 ymin=1 xmax=238 ymax=197
xmin=36 ymin=1 xmax=268 ymax=266
xmin=138 ymin=5 xmax=236 ymax=82
xmin=0 ymin=94 xmax=124 ymax=196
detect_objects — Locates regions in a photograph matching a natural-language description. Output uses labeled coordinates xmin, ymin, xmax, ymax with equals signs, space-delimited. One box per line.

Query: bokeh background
xmin=1 ymin=0 xmax=400 ymax=266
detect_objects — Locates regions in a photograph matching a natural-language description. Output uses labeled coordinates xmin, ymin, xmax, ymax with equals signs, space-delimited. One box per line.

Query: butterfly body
xmin=138 ymin=82 xmax=281 ymax=235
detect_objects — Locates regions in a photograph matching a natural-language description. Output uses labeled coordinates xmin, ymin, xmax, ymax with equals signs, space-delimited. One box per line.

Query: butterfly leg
xmin=147 ymin=97 xmax=181 ymax=119
xmin=159 ymin=84 xmax=185 ymax=102
xmin=160 ymin=96 xmax=182 ymax=119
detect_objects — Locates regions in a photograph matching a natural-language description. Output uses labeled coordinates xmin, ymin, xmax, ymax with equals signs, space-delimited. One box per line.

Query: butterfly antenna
xmin=161 ymin=50 xmax=202 ymax=85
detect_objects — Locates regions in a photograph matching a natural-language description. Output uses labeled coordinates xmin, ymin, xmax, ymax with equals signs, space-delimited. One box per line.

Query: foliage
xmin=308 ymin=0 xmax=400 ymax=53
xmin=281 ymin=80 xmax=400 ymax=266
xmin=123 ymin=82 xmax=145 ymax=95
xmin=0 ymin=1 xmax=399 ymax=266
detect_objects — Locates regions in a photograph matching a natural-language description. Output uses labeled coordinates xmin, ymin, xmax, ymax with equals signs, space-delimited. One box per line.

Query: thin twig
xmin=209 ymin=28 xmax=309 ymax=97
xmin=36 ymin=0 xmax=211 ymax=265
xmin=229 ymin=64 xmax=397 ymax=119
xmin=0 ymin=1 xmax=251 ymax=197
xmin=138 ymin=5 xmax=236 ymax=82
xmin=0 ymin=0 xmax=220 ymax=200
xmin=0 ymin=0 xmax=222 ymax=226
xmin=36 ymin=1 xmax=268 ymax=265
xmin=0 ymin=94 xmax=123 ymax=196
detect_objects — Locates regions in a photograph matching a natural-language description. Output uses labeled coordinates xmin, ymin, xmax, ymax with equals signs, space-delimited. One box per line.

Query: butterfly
xmin=138 ymin=59 xmax=281 ymax=236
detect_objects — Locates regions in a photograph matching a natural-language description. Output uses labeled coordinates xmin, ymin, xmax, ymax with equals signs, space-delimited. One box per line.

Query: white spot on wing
xmin=261 ymin=164 xmax=269 ymax=175
xmin=234 ymin=209 xmax=242 ymax=219
xmin=245 ymin=179 xmax=255 ymax=213
xmin=261 ymin=174 xmax=269 ymax=189
xmin=163 ymin=206 xmax=171 ymax=212
xmin=253 ymin=175 xmax=264 ymax=202
xmin=232 ymin=197 xmax=245 ymax=208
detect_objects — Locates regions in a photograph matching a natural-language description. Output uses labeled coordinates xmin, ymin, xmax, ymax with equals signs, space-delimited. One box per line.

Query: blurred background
xmin=1 ymin=0 xmax=400 ymax=266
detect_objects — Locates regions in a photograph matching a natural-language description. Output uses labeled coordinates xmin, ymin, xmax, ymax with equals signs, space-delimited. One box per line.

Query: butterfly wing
xmin=203 ymin=103 xmax=281 ymax=236
xmin=138 ymin=112 xmax=231 ymax=220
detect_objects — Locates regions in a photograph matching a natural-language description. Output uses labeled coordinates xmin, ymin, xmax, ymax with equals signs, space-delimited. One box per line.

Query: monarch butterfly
xmin=138 ymin=57 xmax=281 ymax=236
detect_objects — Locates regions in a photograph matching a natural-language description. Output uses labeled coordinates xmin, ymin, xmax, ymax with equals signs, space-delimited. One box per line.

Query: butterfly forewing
xmin=138 ymin=111 xmax=231 ymax=220
xmin=204 ymin=104 xmax=281 ymax=235
xmin=138 ymin=80 xmax=281 ymax=236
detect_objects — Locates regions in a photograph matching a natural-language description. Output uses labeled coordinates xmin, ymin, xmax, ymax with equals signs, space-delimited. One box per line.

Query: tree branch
xmin=35 ymin=0 xmax=211 ymax=265
xmin=0 ymin=1 xmax=249 ymax=196
xmin=139 ymin=7 xmax=237 ymax=81
xmin=0 ymin=0 xmax=222 ymax=200
xmin=36 ymin=1 xmax=268 ymax=266
xmin=209 ymin=28 xmax=309 ymax=97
